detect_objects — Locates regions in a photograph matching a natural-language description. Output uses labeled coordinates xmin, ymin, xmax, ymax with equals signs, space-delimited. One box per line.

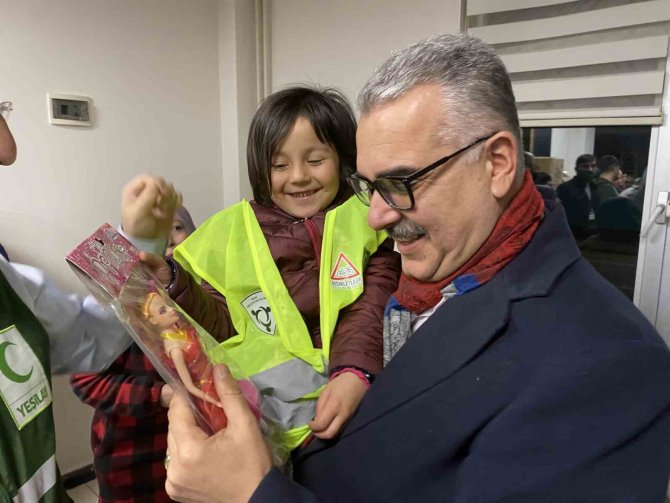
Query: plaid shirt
xmin=70 ymin=343 xmax=175 ymax=502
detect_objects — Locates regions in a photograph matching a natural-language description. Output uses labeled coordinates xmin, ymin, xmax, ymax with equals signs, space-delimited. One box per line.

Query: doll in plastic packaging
xmin=142 ymin=290 xmax=229 ymax=431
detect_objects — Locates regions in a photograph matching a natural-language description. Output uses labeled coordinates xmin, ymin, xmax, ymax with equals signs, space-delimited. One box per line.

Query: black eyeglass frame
xmin=348 ymin=132 xmax=497 ymax=210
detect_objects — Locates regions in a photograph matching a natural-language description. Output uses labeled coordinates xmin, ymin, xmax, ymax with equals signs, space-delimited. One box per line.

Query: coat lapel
xmin=298 ymin=201 xmax=580 ymax=460
xmin=340 ymin=276 xmax=511 ymax=437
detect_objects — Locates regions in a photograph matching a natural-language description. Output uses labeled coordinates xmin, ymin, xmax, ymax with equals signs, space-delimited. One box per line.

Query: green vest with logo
xmin=0 ymin=269 xmax=67 ymax=503
xmin=173 ymin=196 xmax=386 ymax=450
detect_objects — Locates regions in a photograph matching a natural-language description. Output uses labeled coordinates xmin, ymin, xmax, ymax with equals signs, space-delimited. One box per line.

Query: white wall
xmin=269 ymin=0 xmax=463 ymax=107
xmin=0 ymin=0 xmax=225 ymax=472
xmin=218 ymin=0 xmax=258 ymax=204
xmin=550 ymin=127 xmax=596 ymax=177
xmin=635 ymin=52 xmax=670 ymax=346
xmin=0 ymin=0 xmax=466 ymax=475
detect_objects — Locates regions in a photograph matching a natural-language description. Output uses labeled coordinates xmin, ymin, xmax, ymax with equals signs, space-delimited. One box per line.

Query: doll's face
xmin=146 ymin=295 xmax=179 ymax=329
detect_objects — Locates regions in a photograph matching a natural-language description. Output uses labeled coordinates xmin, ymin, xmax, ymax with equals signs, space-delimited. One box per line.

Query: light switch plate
xmin=47 ymin=93 xmax=92 ymax=126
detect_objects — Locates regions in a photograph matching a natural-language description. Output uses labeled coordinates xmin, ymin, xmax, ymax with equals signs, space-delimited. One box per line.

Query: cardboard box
xmin=534 ymin=157 xmax=564 ymax=185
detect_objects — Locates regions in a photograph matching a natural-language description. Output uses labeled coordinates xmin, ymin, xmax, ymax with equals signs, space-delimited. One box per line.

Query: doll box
xmin=65 ymin=223 xmax=142 ymax=302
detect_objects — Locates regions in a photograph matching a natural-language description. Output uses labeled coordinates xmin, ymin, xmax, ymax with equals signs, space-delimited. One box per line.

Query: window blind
xmin=465 ymin=0 xmax=670 ymax=126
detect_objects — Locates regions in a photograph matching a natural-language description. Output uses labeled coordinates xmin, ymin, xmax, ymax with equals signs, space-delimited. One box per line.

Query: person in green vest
xmin=0 ymin=110 xmax=180 ymax=501
xmin=139 ymin=86 xmax=401 ymax=451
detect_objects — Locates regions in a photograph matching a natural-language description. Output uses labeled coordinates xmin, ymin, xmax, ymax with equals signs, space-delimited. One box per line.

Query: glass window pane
xmin=522 ymin=125 xmax=650 ymax=301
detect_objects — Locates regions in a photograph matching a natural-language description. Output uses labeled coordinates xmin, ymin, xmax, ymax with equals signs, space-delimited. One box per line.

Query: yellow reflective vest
xmin=173 ymin=196 xmax=387 ymax=450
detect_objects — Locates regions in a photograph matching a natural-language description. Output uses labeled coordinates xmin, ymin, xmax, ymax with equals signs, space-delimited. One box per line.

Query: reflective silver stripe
xmin=251 ymin=357 xmax=327 ymax=430
xmin=13 ymin=454 xmax=57 ymax=503
xmin=251 ymin=358 xmax=327 ymax=402
xmin=261 ymin=395 xmax=318 ymax=430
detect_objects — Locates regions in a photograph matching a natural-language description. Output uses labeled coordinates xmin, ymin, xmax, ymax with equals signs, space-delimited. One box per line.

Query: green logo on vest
xmin=0 ymin=326 xmax=52 ymax=430
xmin=241 ymin=291 xmax=277 ymax=336
xmin=330 ymin=252 xmax=362 ymax=290
xmin=0 ymin=342 xmax=33 ymax=383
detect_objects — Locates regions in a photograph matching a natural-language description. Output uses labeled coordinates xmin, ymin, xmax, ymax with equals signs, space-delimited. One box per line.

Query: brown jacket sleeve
xmin=168 ymin=262 xmax=236 ymax=343
xmin=328 ymin=238 xmax=401 ymax=375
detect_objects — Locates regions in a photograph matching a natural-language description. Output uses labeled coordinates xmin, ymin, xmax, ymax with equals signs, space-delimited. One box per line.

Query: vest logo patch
xmin=330 ymin=252 xmax=363 ymax=290
xmin=0 ymin=326 xmax=52 ymax=430
xmin=241 ymin=292 xmax=277 ymax=336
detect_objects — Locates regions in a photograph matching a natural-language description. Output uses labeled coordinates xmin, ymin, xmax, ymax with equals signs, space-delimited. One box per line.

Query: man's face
xmin=357 ymin=85 xmax=503 ymax=282
xmin=614 ymin=169 xmax=626 ymax=189
xmin=575 ymin=160 xmax=597 ymax=182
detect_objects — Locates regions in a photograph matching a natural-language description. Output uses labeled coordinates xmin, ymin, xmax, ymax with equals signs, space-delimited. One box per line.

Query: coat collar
xmin=500 ymin=198 xmax=581 ymax=301
xmin=301 ymin=200 xmax=581 ymax=454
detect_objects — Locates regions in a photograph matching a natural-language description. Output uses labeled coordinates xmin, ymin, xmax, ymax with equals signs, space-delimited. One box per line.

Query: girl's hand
xmin=121 ymin=175 xmax=182 ymax=240
xmin=308 ymin=371 xmax=368 ymax=439
xmin=139 ymin=252 xmax=172 ymax=289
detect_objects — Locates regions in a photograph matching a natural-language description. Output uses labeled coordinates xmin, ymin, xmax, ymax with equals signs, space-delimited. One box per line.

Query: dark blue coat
xmin=253 ymin=200 xmax=670 ymax=502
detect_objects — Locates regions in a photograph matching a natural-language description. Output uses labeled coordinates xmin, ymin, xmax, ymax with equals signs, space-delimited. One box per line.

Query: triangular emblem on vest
xmin=330 ymin=252 xmax=362 ymax=290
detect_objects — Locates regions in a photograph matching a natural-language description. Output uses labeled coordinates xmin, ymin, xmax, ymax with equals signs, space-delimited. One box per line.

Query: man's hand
xmin=122 ymin=175 xmax=182 ymax=240
xmin=308 ymin=372 xmax=367 ymax=440
xmin=165 ymin=365 xmax=272 ymax=503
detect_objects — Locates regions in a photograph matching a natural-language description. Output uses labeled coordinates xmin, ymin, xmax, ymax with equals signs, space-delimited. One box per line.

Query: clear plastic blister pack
xmin=67 ymin=224 xmax=289 ymax=467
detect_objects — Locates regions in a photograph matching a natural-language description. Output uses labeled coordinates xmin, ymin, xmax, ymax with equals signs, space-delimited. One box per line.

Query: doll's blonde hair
xmin=142 ymin=292 xmax=160 ymax=320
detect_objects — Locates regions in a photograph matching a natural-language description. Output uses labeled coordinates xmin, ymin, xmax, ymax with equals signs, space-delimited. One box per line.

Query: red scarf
xmin=394 ymin=171 xmax=545 ymax=313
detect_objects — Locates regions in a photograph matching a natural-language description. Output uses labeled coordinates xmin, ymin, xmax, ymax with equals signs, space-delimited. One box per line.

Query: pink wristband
xmin=330 ymin=367 xmax=372 ymax=390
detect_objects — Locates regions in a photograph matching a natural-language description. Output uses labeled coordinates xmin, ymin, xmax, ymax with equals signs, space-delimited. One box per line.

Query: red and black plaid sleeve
xmin=70 ymin=344 xmax=164 ymax=417
xmin=70 ymin=343 xmax=175 ymax=502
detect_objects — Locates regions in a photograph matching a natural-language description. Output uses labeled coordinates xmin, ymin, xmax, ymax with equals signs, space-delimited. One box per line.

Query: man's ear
xmin=485 ymin=132 xmax=518 ymax=199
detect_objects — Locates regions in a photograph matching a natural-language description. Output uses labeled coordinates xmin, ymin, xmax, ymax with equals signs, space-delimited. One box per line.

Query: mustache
xmin=387 ymin=218 xmax=427 ymax=241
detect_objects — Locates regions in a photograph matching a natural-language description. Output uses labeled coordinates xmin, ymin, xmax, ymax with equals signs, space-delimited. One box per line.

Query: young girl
xmin=147 ymin=86 xmax=400 ymax=450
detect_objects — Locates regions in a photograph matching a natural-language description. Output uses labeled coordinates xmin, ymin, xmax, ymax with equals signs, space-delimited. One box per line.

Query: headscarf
xmin=175 ymin=206 xmax=196 ymax=235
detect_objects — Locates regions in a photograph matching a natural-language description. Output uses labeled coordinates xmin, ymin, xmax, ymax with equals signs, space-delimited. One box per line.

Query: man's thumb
xmin=212 ymin=364 xmax=254 ymax=424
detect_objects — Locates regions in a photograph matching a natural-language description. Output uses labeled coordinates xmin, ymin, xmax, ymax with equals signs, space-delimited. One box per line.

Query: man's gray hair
xmin=358 ymin=34 xmax=522 ymax=165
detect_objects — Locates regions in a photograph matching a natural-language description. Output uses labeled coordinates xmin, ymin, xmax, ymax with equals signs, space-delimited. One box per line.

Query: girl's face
xmin=147 ymin=295 xmax=179 ymax=329
xmin=166 ymin=218 xmax=189 ymax=256
xmin=270 ymin=117 xmax=340 ymax=218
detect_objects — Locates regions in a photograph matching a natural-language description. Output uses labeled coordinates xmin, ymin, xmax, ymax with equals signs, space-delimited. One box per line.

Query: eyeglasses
xmin=0 ymin=102 xmax=13 ymax=121
xmin=347 ymin=133 xmax=496 ymax=210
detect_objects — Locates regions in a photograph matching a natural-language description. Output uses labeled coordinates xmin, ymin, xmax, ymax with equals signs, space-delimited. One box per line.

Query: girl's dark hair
xmin=247 ymin=85 xmax=356 ymax=206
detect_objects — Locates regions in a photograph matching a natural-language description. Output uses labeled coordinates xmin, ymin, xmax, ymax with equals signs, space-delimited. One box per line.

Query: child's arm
xmin=141 ymin=252 xmax=236 ymax=344
xmin=70 ymin=346 xmax=166 ymax=417
xmin=329 ymin=238 xmax=401 ymax=375
xmin=308 ymin=371 xmax=369 ymax=439
xmin=167 ymin=259 xmax=236 ymax=343
xmin=310 ymin=239 xmax=401 ymax=439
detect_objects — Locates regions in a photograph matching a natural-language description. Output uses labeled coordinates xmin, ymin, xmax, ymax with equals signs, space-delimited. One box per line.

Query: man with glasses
xmin=557 ymin=153 xmax=599 ymax=240
xmin=164 ymin=34 xmax=670 ymax=502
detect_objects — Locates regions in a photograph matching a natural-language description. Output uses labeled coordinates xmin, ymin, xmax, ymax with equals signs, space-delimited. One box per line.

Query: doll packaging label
xmin=65 ymin=223 xmax=141 ymax=302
